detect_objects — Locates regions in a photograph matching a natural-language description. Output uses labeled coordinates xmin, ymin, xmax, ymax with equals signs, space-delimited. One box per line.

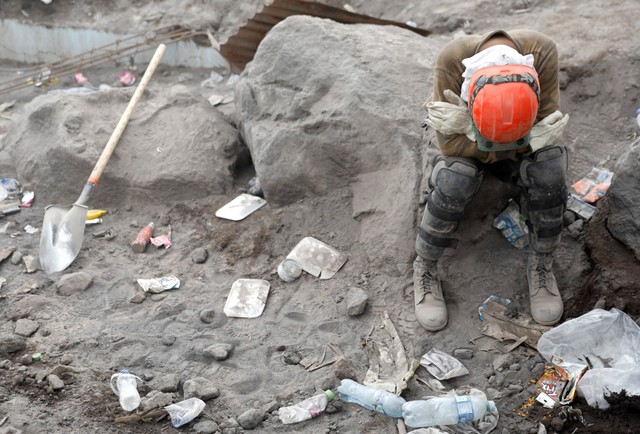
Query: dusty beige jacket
xmin=426 ymin=29 xmax=560 ymax=163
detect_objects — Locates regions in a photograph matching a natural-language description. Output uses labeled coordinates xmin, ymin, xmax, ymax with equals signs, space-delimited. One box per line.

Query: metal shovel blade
xmin=39 ymin=203 xmax=88 ymax=274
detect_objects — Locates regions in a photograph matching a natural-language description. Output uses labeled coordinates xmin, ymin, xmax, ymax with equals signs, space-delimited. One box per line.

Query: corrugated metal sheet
xmin=220 ymin=0 xmax=431 ymax=73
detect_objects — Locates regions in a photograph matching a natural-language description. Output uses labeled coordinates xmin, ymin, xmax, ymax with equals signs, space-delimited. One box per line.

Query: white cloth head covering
xmin=460 ymin=44 xmax=535 ymax=102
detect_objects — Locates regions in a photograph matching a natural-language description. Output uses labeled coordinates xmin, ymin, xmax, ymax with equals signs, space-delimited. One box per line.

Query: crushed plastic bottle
xmin=110 ymin=370 xmax=142 ymax=412
xmin=337 ymin=379 xmax=406 ymax=418
xmin=402 ymin=394 xmax=496 ymax=427
xmin=278 ymin=390 xmax=334 ymax=424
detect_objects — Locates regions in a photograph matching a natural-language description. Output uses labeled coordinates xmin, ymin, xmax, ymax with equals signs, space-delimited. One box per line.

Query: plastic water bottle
xmin=402 ymin=395 xmax=497 ymax=427
xmin=337 ymin=379 xmax=406 ymax=418
xmin=278 ymin=390 xmax=335 ymax=424
xmin=110 ymin=370 xmax=142 ymax=412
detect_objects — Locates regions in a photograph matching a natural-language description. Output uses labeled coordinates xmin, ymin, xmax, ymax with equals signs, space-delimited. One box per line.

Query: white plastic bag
xmin=537 ymin=308 xmax=640 ymax=408
xmin=164 ymin=398 xmax=206 ymax=427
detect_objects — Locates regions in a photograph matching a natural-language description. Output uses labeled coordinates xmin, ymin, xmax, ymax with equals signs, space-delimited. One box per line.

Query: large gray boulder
xmin=606 ymin=138 xmax=640 ymax=261
xmin=1 ymin=84 xmax=242 ymax=206
xmin=235 ymin=16 xmax=444 ymax=269
xmin=236 ymin=15 xmax=442 ymax=207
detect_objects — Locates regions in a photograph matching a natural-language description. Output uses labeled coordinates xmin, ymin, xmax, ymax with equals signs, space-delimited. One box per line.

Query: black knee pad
xmin=520 ymin=146 xmax=568 ymax=252
xmin=416 ymin=158 xmax=482 ymax=260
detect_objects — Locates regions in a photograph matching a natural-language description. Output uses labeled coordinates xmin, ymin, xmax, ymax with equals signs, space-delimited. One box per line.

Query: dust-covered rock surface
xmin=1 ymin=1 xmax=640 ymax=434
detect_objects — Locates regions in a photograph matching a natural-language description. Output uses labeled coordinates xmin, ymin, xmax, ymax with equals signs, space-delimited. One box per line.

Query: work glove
xmin=529 ymin=110 xmax=570 ymax=152
xmin=424 ymin=89 xmax=476 ymax=141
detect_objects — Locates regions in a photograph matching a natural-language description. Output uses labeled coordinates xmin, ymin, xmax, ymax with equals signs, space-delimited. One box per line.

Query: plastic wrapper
xmin=420 ymin=348 xmax=469 ymax=380
xmin=566 ymin=194 xmax=596 ymax=220
xmin=570 ymin=167 xmax=613 ymax=204
xmin=165 ymin=398 xmax=205 ymax=427
xmin=535 ymin=355 xmax=587 ymax=406
xmin=493 ymin=199 xmax=528 ymax=249
xmin=537 ymin=308 xmax=640 ymax=408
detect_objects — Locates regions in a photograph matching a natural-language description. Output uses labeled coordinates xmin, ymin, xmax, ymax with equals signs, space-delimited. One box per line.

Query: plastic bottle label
xmin=455 ymin=396 xmax=475 ymax=423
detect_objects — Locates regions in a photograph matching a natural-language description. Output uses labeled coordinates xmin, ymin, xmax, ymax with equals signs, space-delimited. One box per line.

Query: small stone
xmin=129 ymin=293 xmax=147 ymax=304
xmin=162 ymin=335 xmax=176 ymax=346
xmin=48 ymin=374 xmax=65 ymax=391
xmin=567 ymin=219 xmax=584 ymax=239
xmin=508 ymin=384 xmax=524 ymax=393
xmin=157 ymin=373 xmax=181 ymax=392
xmin=594 ymin=296 xmax=607 ymax=310
xmin=204 ymin=343 xmax=233 ymax=361
xmin=191 ymin=248 xmax=209 ymax=264
xmin=550 ymin=416 xmax=565 ymax=431
xmin=332 ymin=357 xmax=358 ymax=380
xmin=10 ymin=250 xmax=23 ymax=265
xmin=183 ymin=377 xmax=220 ymax=400
xmin=22 ymin=255 xmax=39 ymax=273
xmin=237 ymin=408 xmax=263 ymax=430
xmin=262 ymin=400 xmax=279 ymax=414
xmin=139 ymin=390 xmax=174 ymax=412
xmin=194 ymin=420 xmax=219 ymax=434
xmin=562 ymin=210 xmax=576 ymax=226
xmin=14 ymin=318 xmax=39 ymax=337
xmin=19 ymin=354 xmax=33 ymax=365
xmin=492 ymin=353 xmax=514 ymax=372
xmin=60 ymin=354 xmax=73 ymax=365
xmin=509 ymin=363 xmax=521 ymax=371
xmin=55 ymin=272 xmax=93 ymax=296
xmin=0 ymin=359 xmax=10 ymax=369
xmin=282 ymin=350 xmax=302 ymax=365
xmin=199 ymin=308 xmax=216 ymax=324
xmin=453 ymin=348 xmax=474 ymax=360
xmin=345 ymin=287 xmax=368 ymax=316
xmin=0 ymin=333 xmax=26 ymax=353
xmin=486 ymin=388 xmax=502 ymax=400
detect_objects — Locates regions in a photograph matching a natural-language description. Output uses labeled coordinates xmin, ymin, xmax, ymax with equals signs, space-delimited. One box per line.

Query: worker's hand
xmin=424 ymin=89 xmax=475 ymax=141
xmin=529 ymin=110 xmax=570 ymax=152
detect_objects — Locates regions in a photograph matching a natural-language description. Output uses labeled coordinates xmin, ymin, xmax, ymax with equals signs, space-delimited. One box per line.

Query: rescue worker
xmin=415 ymin=29 xmax=569 ymax=331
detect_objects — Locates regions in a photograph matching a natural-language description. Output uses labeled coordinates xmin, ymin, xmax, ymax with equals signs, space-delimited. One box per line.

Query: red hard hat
xmin=467 ymin=64 xmax=540 ymax=151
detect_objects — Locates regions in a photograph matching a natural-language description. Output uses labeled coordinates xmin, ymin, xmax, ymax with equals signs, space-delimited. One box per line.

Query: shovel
xmin=39 ymin=44 xmax=166 ymax=274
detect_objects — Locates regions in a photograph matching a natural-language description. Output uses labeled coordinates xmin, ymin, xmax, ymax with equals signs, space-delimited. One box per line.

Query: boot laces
xmin=534 ymin=255 xmax=553 ymax=290
xmin=419 ymin=267 xmax=438 ymax=294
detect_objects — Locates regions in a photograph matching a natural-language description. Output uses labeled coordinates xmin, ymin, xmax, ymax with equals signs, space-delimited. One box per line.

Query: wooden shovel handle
xmin=88 ymin=43 xmax=166 ymax=185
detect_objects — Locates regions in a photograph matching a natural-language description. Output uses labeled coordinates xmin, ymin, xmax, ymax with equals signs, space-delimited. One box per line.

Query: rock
xmin=161 ymin=335 xmax=176 ymax=346
xmin=14 ymin=318 xmax=39 ymax=337
xmin=0 ymin=246 xmax=15 ymax=264
xmin=237 ymin=408 xmax=263 ymax=430
xmin=594 ymin=296 xmax=607 ymax=310
xmin=0 ymin=333 xmax=26 ymax=353
xmin=453 ymin=348 xmax=474 ymax=360
xmin=191 ymin=248 xmax=209 ymax=264
xmin=562 ymin=210 xmax=576 ymax=226
xmin=567 ymin=219 xmax=584 ymax=238
xmin=139 ymin=390 xmax=174 ymax=412
xmin=183 ymin=377 xmax=220 ymax=400
xmin=235 ymin=15 xmax=433 ymax=266
xmin=282 ymin=350 xmax=301 ymax=365
xmin=262 ymin=400 xmax=279 ymax=414
xmin=550 ymin=416 xmax=566 ymax=431
xmin=492 ymin=353 xmax=514 ymax=372
xmin=129 ymin=293 xmax=146 ymax=304
xmin=194 ymin=420 xmax=219 ymax=434
xmin=55 ymin=272 xmax=93 ymax=296
xmin=332 ymin=357 xmax=358 ymax=380
xmin=199 ymin=308 xmax=216 ymax=324
xmin=4 ymin=84 xmax=242 ymax=206
xmin=486 ymin=387 xmax=502 ymax=400
xmin=22 ymin=255 xmax=39 ymax=273
xmin=157 ymin=373 xmax=181 ymax=392
xmin=47 ymin=374 xmax=64 ymax=391
xmin=345 ymin=287 xmax=368 ymax=316
xmin=19 ymin=354 xmax=33 ymax=365
xmin=11 ymin=250 xmax=23 ymax=265
xmin=203 ymin=343 xmax=233 ymax=361
xmin=606 ymin=140 xmax=640 ymax=259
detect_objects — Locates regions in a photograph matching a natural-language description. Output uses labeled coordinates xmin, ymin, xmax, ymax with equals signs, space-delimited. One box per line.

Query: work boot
xmin=413 ymin=256 xmax=447 ymax=331
xmin=527 ymin=252 xmax=563 ymax=325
